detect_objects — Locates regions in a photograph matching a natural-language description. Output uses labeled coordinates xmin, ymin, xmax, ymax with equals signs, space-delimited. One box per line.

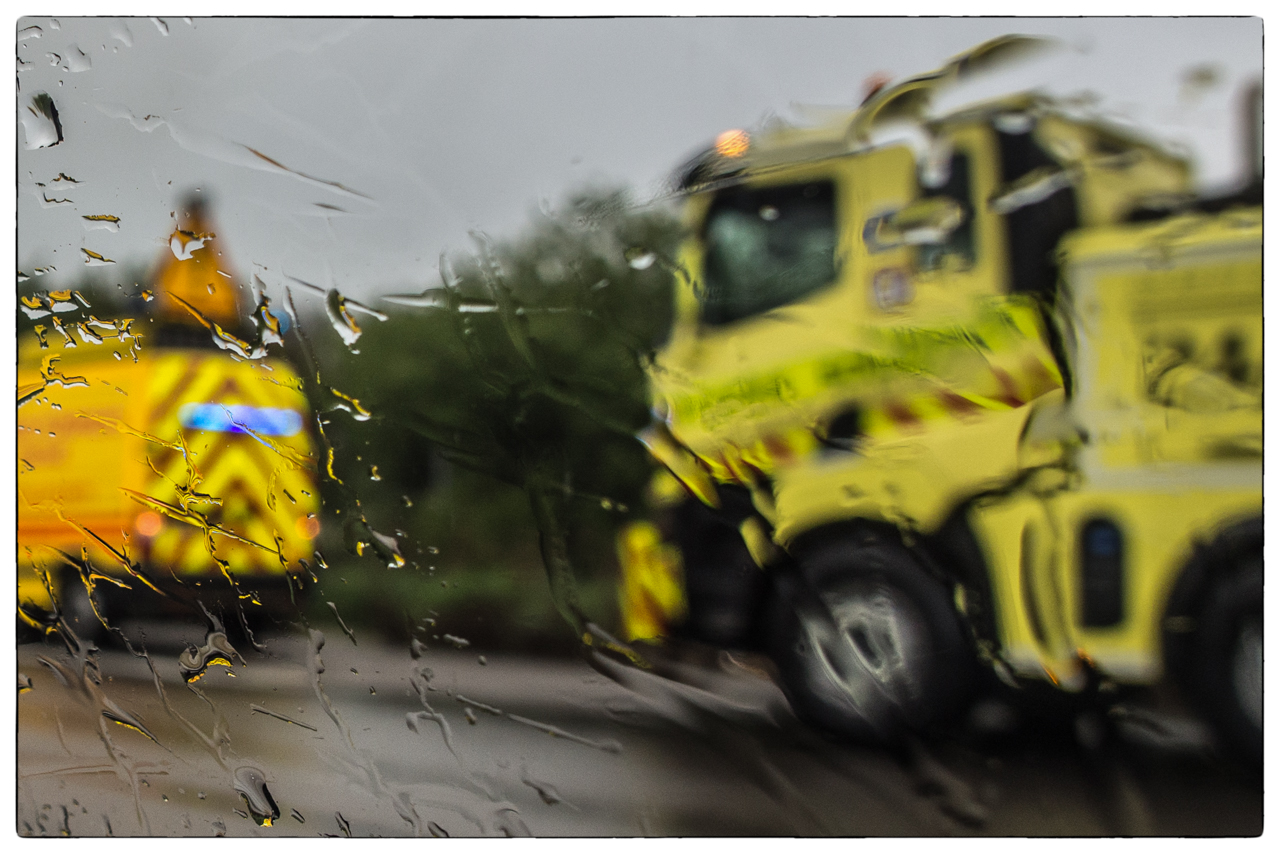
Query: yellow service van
xmin=18 ymin=200 xmax=321 ymax=640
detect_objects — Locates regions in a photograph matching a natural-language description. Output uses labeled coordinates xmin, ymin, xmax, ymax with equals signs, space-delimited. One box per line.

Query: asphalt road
xmin=16 ymin=620 xmax=1263 ymax=838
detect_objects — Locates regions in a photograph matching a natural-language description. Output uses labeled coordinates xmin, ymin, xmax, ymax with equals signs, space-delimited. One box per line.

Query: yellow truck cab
xmin=618 ymin=39 xmax=1261 ymax=761
xmin=18 ymin=198 xmax=321 ymax=641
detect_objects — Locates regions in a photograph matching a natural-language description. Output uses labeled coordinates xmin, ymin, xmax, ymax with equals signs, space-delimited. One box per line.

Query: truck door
xmin=655 ymin=146 xmax=920 ymax=478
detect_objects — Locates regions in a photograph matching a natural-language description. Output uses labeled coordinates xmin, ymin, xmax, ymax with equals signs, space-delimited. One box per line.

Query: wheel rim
xmin=807 ymin=580 xmax=930 ymax=717
xmin=1231 ymin=616 xmax=1262 ymax=730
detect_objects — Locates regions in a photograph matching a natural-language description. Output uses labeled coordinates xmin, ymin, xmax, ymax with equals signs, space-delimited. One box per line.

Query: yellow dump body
xmin=967 ymin=207 xmax=1262 ymax=688
xmin=17 ymin=337 xmax=320 ymax=614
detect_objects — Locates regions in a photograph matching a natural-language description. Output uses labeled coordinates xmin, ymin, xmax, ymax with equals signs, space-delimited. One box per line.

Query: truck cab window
xmin=700 ymin=181 xmax=837 ymax=325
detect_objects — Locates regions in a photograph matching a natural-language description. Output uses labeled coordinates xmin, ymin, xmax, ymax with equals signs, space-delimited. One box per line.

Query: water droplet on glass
xmin=322 ymin=288 xmax=387 ymax=351
xmin=178 ymin=619 xmax=246 ymax=683
xmin=233 ymin=766 xmax=280 ymax=827
xmin=429 ymin=821 xmax=449 ymax=838
xmin=464 ymin=708 xmax=477 ymax=725
xmin=409 ymin=638 xmax=429 ymax=660
xmin=59 ymin=44 xmax=91 ymax=73
xmin=442 ymin=634 xmax=470 ymax=649
xmin=326 ymin=601 xmax=358 ymax=646
xmin=380 ymin=288 xmax=451 ymax=309
xmin=151 ymin=17 xmax=169 ymax=35
xmin=290 ymin=809 xmax=305 ymax=824
xmin=625 ymin=248 xmax=656 ymax=270
xmin=168 ymin=227 xmax=213 ymax=261
xmin=82 ymin=214 xmax=121 ymax=233
xmin=368 ymin=465 xmax=381 ymax=481
xmin=252 ymin=294 xmax=287 ymax=348
xmin=211 ymin=819 xmax=225 ymax=836
xmin=20 ymin=297 xmax=50 ymax=320
xmin=18 ymin=673 xmax=33 ymax=693
xmin=49 ymin=290 xmax=87 ymax=312
xmin=108 ymin=20 xmax=133 ymax=47
xmin=81 ymin=248 xmax=115 ymax=266
xmin=477 ymin=655 xmax=487 ymax=666
xmin=323 ymin=385 xmax=371 ymax=421
xmin=18 ymin=25 xmax=42 ymax=41
xmin=521 ymin=768 xmax=566 ymax=806
xmin=21 ymin=93 xmax=62 ymax=149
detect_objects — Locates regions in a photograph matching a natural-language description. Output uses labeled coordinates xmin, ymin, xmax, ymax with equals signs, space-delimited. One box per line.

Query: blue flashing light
xmin=178 ymin=403 xmax=304 ymax=436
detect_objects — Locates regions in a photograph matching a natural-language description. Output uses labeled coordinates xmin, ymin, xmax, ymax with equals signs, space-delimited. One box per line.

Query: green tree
xmin=307 ymin=186 xmax=682 ymax=643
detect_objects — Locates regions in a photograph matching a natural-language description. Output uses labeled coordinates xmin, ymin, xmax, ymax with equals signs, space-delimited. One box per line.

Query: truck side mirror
xmin=865 ymin=196 xmax=966 ymax=251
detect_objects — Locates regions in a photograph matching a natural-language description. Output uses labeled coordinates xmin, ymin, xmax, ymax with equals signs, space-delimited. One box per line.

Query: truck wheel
xmin=766 ymin=538 xmax=974 ymax=743
xmin=669 ymin=489 xmax=767 ymax=649
xmin=60 ymin=573 xmax=106 ymax=645
xmin=1191 ymin=557 xmax=1262 ymax=767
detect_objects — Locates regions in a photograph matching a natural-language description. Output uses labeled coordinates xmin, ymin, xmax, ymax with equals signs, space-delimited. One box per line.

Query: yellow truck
xmin=617 ymin=39 xmax=1261 ymax=761
xmin=18 ymin=199 xmax=321 ymax=641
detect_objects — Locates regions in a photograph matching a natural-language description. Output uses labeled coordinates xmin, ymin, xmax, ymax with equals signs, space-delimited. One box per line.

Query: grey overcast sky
xmin=15 ymin=15 xmax=1263 ymax=302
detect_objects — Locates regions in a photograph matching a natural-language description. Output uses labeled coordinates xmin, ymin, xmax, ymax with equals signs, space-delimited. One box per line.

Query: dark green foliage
xmin=303 ymin=186 xmax=682 ymax=643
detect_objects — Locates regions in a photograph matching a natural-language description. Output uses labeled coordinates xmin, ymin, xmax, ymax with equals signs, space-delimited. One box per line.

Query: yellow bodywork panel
xmin=17 ymin=337 xmax=319 ymax=612
xmin=965 ymin=207 xmax=1262 ymax=688
xmin=1059 ymin=208 xmax=1262 ymax=473
xmin=616 ymin=521 xmax=686 ymax=641
xmin=970 ymin=482 xmax=1260 ymax=688
xmin=770 ymin=391 xmax=1060 ymax=546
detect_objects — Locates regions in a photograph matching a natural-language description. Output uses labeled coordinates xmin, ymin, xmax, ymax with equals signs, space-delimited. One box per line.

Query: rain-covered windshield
xmin=700 ymin=181 xmax=837 ymax=325
xmin=13 ymin=17 xmax=1263 ymax=840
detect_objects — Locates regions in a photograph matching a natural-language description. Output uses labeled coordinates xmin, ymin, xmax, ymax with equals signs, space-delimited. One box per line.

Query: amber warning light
xmin=135 ymin=511 xmax=163 ymax=538
xmin=715 ymin=129 xmax=750 ymax=158
xmin=296 ymin=516 xmax=321 ymax=540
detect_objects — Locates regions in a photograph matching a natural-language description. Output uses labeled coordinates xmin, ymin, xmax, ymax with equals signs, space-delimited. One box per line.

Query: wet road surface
xmin=16 ymin=623 xmax=1263 ymax=837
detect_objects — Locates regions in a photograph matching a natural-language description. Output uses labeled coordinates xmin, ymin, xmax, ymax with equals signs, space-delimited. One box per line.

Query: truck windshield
xmin=700 ymin=180 xmax=837 ymax=325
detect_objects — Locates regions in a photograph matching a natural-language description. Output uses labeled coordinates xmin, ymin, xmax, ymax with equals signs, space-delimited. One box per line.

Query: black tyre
xmin=669 ymin=490 xmax=767 ymax=649
xmin=766 ymin=536 xmax=975 ymax=743
xmin=1190 ymin=556 xmax=1262 ymax=766
xmin=59 ymin=570 xmax=107 ymax=645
